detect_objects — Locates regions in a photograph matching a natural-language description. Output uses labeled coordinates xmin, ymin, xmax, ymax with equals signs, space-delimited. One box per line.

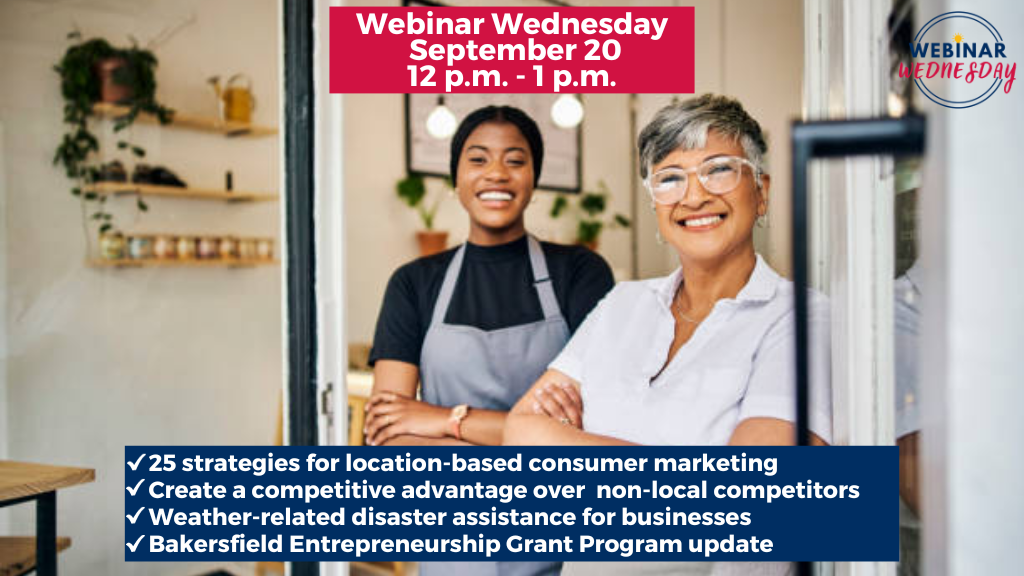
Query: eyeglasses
xmin=644 ymin=156 xmax=761 ymax=205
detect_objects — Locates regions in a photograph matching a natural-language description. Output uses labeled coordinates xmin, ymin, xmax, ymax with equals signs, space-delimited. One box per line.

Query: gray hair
xmin=638 ymin=94 xmax=768 ymax=179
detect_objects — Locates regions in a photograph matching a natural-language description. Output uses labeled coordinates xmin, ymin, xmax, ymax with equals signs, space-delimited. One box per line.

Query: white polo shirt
xmin=550 ymin=254 xmax=833 ymax=445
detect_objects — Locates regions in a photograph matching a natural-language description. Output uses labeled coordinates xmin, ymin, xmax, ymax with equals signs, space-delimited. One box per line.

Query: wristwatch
xmin=448 ymin=404 xmax=469 ymax=440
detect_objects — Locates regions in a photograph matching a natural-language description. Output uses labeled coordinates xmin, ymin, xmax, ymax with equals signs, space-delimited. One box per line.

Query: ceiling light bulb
xmin=426 ymin=98 xmax=458 ymax=139
xmin=551 ymin=94 xmax=584 ymax=128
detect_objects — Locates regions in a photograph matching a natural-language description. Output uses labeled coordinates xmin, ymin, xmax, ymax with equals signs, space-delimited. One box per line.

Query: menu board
xmin=406 ymin=93 xmax=582 ymax=193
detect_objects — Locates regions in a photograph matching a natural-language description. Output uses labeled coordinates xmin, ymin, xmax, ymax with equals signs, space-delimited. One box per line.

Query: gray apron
xmin=419 ymin=235 xmax=568 ymax=576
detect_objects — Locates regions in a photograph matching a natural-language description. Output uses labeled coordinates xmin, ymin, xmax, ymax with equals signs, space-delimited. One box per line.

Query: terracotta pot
xmin=95 ymin=57 xmax=133 ymax=104
xmin=416 ymin=230 xmax=448 ymax=257
xmin=577 ymin=240 xmax=599 ymax=252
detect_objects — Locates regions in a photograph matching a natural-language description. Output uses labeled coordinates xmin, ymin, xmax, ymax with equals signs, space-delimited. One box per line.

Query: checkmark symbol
xmin=126 ymin=506 xmax=145 ymax=524
xmin=126 ymin=479 xmax=145 ymax=496
xmin=127 ymin=454 xmax=146 ymax=471
xmin=126 ymin=535 xmax=145 ymax=552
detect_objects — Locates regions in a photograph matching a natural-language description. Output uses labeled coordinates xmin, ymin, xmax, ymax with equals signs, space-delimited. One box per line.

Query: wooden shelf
xmin=88 ymin=258 xmax=278 ymax=269
xmin=0 ymin=462 xmax=95 ymax=502
xmin=92 ymin=102 xmax=278 ymax=137
xmin=85 ymin=182 xmax=276 ymax=203
xmin=0 ymin=537 xmax=72 ymax=576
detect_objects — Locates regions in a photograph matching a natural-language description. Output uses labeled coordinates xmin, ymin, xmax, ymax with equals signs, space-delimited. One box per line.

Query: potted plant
xmin=396 ymin=174 xmax=449 ymax=256
xmin=550 ymin=180 xmax=631 ymax=251
xmin=53 ymin=31 xmax=174 ymax=254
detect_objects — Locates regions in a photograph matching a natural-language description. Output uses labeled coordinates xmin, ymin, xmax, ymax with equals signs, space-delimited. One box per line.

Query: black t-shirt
xmin=369 ymin=235 xmax=615 ymax=367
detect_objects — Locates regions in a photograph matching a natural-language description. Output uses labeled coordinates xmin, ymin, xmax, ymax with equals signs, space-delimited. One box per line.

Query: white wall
xmin=0 ymin=1 xmax=281 ymax=574
xmin=919 ymin=1 xmax=1024 ymax=573
xmin=343 ymin=0 xmax=804 ymax=345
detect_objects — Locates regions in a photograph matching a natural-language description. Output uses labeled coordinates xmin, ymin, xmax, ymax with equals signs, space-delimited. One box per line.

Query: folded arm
xmin=504 ymin=369 xmax=638 ymax=446
xmin=367 ymin=360 xmax=505 ymax=446
xmin=728 ymin=418 xmax=829 ymax=446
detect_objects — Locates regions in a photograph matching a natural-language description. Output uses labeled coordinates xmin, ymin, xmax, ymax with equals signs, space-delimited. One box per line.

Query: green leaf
xmin=550 ymin=196 xmax=568 ymax=219
xmin=396 ymin=175 xmax=426 ymax=208
xmin=579 ymin=193 xmax=606 ymax=217
xmin=131 ymin=146 xmax=145 ymax=158
xmin=117 ymin=141 xmax=129 ymax=149
xmin=99 ymin=223 xmax=113 ymax=234
xmin=83 ymin=192 xmax=98 ymax=200
xmin=137 ymin=198 xmax=148 ymax=212
xmin=613 ymin=214 xmax=632 ymax=228
xmin=577 ymin=221 xmax=603 ymax=243
xmin=71 ymin=187 xmax=82 ymax=196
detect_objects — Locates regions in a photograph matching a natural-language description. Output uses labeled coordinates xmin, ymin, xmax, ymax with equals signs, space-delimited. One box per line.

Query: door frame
xmin=803 ymin=1 xmax=898 ymax=575
xmin=283 ymin=1 xmax=322 ymax=575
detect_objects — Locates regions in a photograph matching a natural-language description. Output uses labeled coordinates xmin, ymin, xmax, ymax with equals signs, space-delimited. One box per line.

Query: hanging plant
xmin=53 ymin=31 xmax=174 ymax=246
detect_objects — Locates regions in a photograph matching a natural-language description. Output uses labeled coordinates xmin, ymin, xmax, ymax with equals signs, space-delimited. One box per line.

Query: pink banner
xmin=330 ymin=7 xmax=694 ymax=94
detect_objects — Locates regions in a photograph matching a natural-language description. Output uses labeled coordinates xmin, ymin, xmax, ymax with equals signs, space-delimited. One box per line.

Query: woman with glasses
xmin=505 ymin=95 xmax=832 ymax=575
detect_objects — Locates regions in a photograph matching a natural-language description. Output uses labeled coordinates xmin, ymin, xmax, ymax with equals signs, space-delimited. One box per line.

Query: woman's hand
xmin=528 ymin=380 xmax=583 ymax=429
xmin=364 ymin=392 xmax=450 ymax=446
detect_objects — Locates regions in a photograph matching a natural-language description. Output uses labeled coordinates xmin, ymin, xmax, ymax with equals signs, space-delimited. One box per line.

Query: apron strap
xmin=430 ymin=244 xmax=466 ymax=326
xmin=527 ymin=235 xmax=561 ymax=320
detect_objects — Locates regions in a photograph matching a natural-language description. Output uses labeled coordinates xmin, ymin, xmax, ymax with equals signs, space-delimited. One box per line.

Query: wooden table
xmin=0 ymin=461 xmax=95 ymax=576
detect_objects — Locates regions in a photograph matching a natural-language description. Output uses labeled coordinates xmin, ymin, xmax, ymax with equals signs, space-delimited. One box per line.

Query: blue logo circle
xmin=913 ymin=11 xmax=1004 ymax=109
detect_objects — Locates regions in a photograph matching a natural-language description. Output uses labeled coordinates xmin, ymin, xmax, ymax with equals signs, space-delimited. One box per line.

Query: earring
xmin=655 ymin=229 xmax=666 ymax=245
xmin=756 ymin=213 xmax=768 ymax=228
xmin=650 ymin=202 xmax=656 ymax=212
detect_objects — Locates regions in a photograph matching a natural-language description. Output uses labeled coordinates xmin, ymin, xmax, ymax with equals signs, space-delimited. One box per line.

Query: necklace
xmin=672 ymin=290 xmax=711 ymax=324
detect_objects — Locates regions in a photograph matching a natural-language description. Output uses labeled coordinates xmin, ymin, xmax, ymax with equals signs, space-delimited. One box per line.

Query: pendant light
xmin=426 ymin=96 xmax=457 ymax=139
xmin=551 ymin=94 xmax=584 ymax=129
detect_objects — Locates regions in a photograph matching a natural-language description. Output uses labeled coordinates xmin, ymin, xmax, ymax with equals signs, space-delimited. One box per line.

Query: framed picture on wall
xmin=406 ymin=94 xmax=582 ymax=193
xmin=401 ymin=0 xmax=582 ymax=193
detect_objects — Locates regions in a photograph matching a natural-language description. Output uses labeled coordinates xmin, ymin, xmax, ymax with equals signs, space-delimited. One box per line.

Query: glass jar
xmin=127 ymin=235 xmax=154 ymax=259
xmin=197 ymin=236 xmax=219 ymax=260
xmin=218 ymin=236 xmax=238 ymax=259
xmin=153 ymin=235 xmax=177 ymax=260
xmin=256 ymin=238 xmax=274 ymax=260
xmin=176 ymin=236 xmax=197 ymax=259
xmin=238 ymin=237 xmax=258 ymax=260
xmin=99 ymin=232 xmax=126 ymax=260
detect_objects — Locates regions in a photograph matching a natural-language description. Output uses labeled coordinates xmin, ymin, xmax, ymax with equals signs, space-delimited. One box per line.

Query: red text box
xmin=330 ymin=7 xmax=694 ymax=94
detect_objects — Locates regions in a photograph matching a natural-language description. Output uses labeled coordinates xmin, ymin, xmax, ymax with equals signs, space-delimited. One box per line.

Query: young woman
xmin=365 ymin=106 xmax=613 ymax=576
xmin=365 ymin=105 xmax=613 ymax=446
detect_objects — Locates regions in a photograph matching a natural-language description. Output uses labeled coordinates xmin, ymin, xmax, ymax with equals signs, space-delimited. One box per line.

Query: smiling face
xmin=653 ymin=131 xmax=769 ymax=267
xmin=455 ymin=121 xmax=535 ymax=245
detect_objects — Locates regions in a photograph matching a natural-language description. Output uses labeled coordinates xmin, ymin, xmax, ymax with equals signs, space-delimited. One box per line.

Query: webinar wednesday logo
xmin=900 ymin=11 xmax=1016 ymax=109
